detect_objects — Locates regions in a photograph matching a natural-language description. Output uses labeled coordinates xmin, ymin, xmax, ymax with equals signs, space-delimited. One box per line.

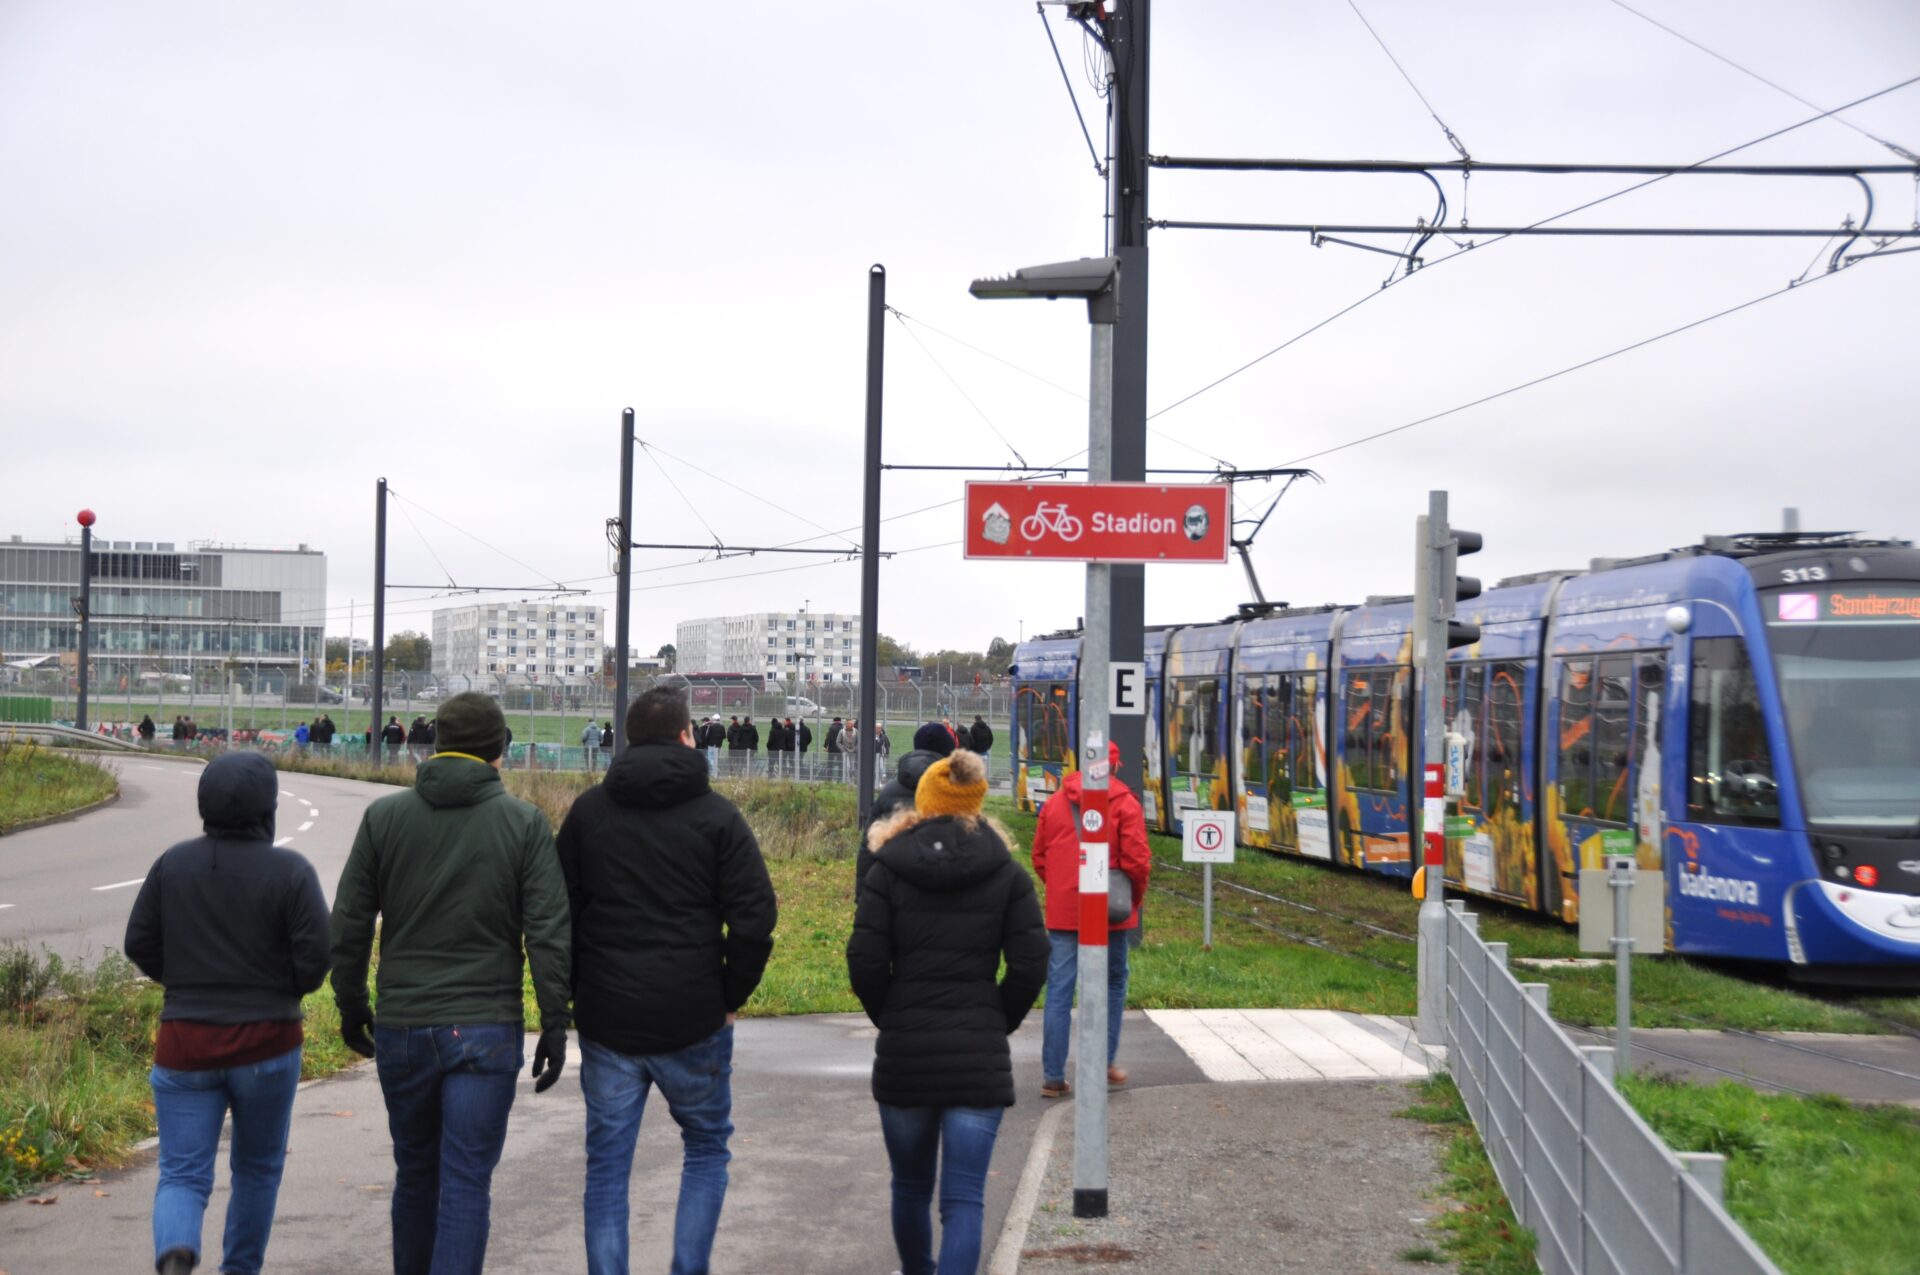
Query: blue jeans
xmin=150 ymin=1045 xmax=303 ymax=1275
xmin=374 ymin=1023 xmax=523 ymax=1275
xmin=580 ymin=1026 xmax=734 ymax=1275
xmin=1041 ymin=929 xmax=1131 ymax=1085
xmin=876 ymin=1103 xmax=1005 ymax=1275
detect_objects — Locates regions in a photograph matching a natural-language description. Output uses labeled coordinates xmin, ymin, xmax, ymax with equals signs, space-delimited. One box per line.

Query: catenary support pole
xmin=75 ymin=517 xmax=93 ymax=732
xmin=857 ymin=266 xmax=885 ymax=828
xmin=1104 ymin=0 xmax=1149 ymax=794
xmin=371 ymin=478 xmax=388 ymax=757
xmin=1074 ymin=307 xmax=1118 ymax=1220
xmin=614 ymin=408 xmax=635 ymax=754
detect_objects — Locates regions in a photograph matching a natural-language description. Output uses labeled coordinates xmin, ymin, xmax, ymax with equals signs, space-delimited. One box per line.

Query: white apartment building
xmin=433 ymin=602 xmax=604 ymax=687
xmin=675 ymin=610 xmax=861 ymax=682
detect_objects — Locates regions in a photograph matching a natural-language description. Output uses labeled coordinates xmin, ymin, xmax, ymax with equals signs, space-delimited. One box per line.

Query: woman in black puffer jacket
xmin=846 ymin=748 xmax=1048 ymax=1275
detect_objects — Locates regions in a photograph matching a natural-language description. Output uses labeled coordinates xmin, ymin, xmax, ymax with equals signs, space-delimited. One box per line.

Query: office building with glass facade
xmin=0 ymin=535 xmax=326 ymax=690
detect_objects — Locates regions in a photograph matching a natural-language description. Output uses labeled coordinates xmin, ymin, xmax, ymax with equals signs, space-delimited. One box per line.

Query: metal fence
xmin=1443 ymin=901 xmax=1782 ymax=1275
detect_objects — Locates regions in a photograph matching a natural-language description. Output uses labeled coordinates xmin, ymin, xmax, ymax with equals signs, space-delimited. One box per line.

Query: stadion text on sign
xmin=962 ymin=481 xmax=1231 ymax=564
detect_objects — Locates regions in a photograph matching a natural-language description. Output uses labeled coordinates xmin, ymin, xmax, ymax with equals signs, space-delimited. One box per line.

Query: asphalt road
xmin=0 ymin=754 xmax=382 ymax=962
xmin=0 ymin=1013 xmax=1208 ymax=1274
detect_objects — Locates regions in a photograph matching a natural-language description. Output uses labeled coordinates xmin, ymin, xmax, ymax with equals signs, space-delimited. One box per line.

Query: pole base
xmin=1072 ymin=1188 xmax=1108 ymax=1219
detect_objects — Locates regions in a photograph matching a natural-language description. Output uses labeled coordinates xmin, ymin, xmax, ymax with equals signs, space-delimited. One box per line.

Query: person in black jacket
xmin=556 ymin=687 xmax=778 ymax=1275
xmin=859 ymin=722 xmax=958 ymax=890
xmin=969 ymin=715 xmax=993 ymax=759
xmin=796 ymin=719 xmax=812 ymax=776
xmin=847 ymin=748 xmax=1047 ymax=1275
xmin=124 ymin=752 xmax=331 ymax=1275
xmin=765 ymin=717 xmax=787 ymax=775
xmin=381 ymin=715 xmax=405 ymax=764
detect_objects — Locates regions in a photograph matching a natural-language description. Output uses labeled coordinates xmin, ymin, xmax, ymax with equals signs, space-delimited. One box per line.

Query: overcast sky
xmin=4 ymin=1 xmax=1916 ymax=660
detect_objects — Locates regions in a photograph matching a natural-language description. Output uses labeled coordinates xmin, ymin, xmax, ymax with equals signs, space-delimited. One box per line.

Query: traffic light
xmin=1442 ymin=528 xmax=1483 ymax=650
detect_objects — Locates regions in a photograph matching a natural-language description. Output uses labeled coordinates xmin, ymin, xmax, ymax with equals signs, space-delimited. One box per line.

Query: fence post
xmin=1580 ymin=1044 xmax=1615 ymax=1083
xmin=1678 ymin=1152 xmax=1726 ymax=1207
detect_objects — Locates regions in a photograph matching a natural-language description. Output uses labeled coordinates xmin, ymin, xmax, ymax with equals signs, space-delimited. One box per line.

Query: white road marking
xmin=1146 ymin=1008 xmax=1436 ymax=1082
xmin=307 ymin=808 xmax=319 ymax=817
xmin=297 ymin=821 xmax=314 ymax=832
xmin=92 ymin=878 xmax=146 ymax=892
xmin=281 ymin=789 xmax=296 ymax=797
xmin=274 ymin=837 xmax=294 ymax=847
xmin=0 ymin=904 xmax=14 ymax=911
xmin=298 ymin=798 xmax=312 ymax=807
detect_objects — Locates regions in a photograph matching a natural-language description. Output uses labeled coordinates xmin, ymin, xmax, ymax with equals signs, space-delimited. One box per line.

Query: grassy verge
xmin=1145 ymin=833 xmax=1914 ymax=1034
xmin=0 ymin=945 xmax=358 ymax=1199
xmin=1624 ymin=1075 xmax=1920 ymax=1275
xmin=1398 ymin=1075 xmax=1538 ymax=1274
xmin=0 ymin=742 xmax=119 ymax=833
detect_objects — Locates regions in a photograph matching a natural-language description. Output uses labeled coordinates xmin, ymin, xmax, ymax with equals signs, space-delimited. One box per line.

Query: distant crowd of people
xmin=124 ymin=689 xmax=1146 ymax=1275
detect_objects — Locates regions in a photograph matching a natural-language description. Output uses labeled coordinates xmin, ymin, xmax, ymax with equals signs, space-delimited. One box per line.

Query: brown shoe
xmin=1107 ymin=1065 xmax=1129 ymax=1089
xmin=1040 ymin=1078 xmax=1071 ymax=1099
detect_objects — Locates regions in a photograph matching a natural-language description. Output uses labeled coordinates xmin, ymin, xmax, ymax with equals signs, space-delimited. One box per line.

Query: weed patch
xmin=0 ymin=741 xmax=118 ymax=832
xmin=1399 ymin=1075 xmax=1537 ymax=1275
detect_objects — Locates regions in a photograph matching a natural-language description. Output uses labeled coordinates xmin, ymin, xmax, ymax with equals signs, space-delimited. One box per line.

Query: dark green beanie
xmin=435 ymin=692 xmax=506 ymax=762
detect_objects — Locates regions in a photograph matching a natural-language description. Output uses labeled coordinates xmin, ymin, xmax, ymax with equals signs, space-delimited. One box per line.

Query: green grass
xmin=0 ymin=741 xmax=119 ymax=832
xmin=0 ymin=945 xmax=357 ymax=1199
xmin=1148 ymin=834 xmax=1906 ymax=1034
xmin=1624 ymin=1075 xmax=1920 ymax=1275
xmin=1399 ymin=1075 xmax=1539 ymax=1274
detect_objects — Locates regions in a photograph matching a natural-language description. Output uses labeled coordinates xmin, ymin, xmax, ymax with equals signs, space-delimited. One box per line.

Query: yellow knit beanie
xmin=915 ymin=749 xmax=988 ymax=818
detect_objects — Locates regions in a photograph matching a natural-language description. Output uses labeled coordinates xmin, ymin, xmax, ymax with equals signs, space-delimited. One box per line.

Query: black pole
xmin=614 ymin=407 xmax=635 ymax=754
xmin=76 ymin=521 xmax=92 ymax=732
xmin=857 ymin=265 xmax=885 ymax=826
xmin=371 ymin=477 xmax=387 ymax=756
xmin=1107 ymin=0 xmax=1149 ymax=782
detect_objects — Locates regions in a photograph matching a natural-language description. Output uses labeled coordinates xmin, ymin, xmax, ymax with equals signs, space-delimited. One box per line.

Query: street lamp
xmin=970 ymin=255 xmax=1118 ymax=1221
xmin=75 ymin=508 xmax=96 ymax=732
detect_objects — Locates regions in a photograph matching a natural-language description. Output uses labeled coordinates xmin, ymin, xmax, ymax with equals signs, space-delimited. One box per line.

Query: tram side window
xmin=1629 ymin=655 xmax=1667 ymax=811
xmin=1345 ymin=675 xmax=1372 ymax=788
xmin=1687 ymin=639 xmax=1779 ymax=826
xmin=1558 ymin=659 xmax=1595 ymax=816
xmin=1173 ymin=677 xmax=1221 ymax=779
xmin=1359 ymin=668 xmax=1405 ymax=792
xmin=1262 ymin=676 xmax=1291 ymax=796
xmin=1291 ymin=673 xmax=1321 ymax=793
xmin=1487 ymin=662 xmax=1526 ymax=818
xmin=1592 ymin=655 xmax=1633 ymax=824
xmin=1443 ymin=663 xmax=1489 ymax=811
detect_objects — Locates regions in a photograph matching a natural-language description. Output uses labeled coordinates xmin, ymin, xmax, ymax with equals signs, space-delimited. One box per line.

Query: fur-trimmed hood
xmin=865 ymin=807 xmax=1018 ymax=894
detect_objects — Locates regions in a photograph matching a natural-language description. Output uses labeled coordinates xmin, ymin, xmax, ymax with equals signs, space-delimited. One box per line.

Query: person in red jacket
xmin=1028 ymin=740 xmax=1151 ymax=1098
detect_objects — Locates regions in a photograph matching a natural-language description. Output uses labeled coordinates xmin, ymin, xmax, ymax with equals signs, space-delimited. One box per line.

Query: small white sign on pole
xmin=1109 ymin=662 xmax=1145 ymax=716
xmin=1182 ymin=811 xmax=1236 ymax=863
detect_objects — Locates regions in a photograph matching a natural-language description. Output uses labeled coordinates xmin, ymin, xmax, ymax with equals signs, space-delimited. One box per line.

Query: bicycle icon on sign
xmin=1019 ymin=501 xmax=1083 ymax=543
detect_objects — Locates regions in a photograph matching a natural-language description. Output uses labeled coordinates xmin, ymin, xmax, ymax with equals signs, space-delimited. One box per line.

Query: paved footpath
xmin=1 ymin=1006 xmax=1456 ymax=1274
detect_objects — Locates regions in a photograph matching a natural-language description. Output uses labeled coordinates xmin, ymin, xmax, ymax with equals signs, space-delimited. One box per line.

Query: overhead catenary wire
xmin=1277 ymin=239 xmax=1914 ymax=468
xmin=386 ymin=490 xmax=458 ymax=591
xmin=1604 ymin=0 xmax=1920 ymax=164
xmin=635 ymin=437 xmax=859 ymax=551
xmin=889 ymin=309 xmax=1032 ymax=468
xmin=1037 ymin=3 xmax=1106 ymax=178
xmin=638 ymin=439 xmax=724 ymax=547
xmin=1145 ymin=70 xmax=1920 ymax=426
xmin=1344 ymin=0 xmax=1470 ymax=160
xmin=387 ymin=490 xmax=572 ymax=592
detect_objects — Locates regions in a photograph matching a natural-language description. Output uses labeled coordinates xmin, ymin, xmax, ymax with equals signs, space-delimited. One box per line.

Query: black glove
xmin=340 ymin=1005 xmax=375 ymax=1059
xmin=531 ymin=1027 xmax=568 ymax=1093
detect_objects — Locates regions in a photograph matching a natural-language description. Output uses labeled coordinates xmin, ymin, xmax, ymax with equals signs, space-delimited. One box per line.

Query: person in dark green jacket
xmin=330 ymin=691 xmax=571 ymax=1275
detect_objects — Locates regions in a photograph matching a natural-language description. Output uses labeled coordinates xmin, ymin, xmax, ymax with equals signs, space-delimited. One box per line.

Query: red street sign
xmin=963 ymin=481 xmax=1230 ymax=564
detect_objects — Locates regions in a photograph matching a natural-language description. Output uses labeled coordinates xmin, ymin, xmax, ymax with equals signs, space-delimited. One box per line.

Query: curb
xmin=987 ymin=1098 xmax=1070 ymax=1275
xmin=0 ymin=788 xmax=121 ymax=837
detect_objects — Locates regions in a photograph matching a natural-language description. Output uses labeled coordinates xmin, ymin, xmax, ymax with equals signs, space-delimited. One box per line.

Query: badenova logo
xmin=1678 ymin=865 xmax=1761 ymax=906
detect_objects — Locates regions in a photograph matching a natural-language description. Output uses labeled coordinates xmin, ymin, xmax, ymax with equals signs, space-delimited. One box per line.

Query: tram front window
xmin=1768 ymin=592 xmax=1920 ymax=832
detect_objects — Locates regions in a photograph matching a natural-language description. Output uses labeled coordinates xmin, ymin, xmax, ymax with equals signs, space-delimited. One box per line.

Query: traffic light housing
xmin=1442 ymin=529 xmax=1483 ymax=650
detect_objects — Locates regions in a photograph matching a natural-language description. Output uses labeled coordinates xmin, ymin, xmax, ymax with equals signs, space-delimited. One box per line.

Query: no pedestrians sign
xmin=964 ymin=481 xmax=1230 ymax=564
xmin=1182 ymin=811 xmax=1236 ymax=864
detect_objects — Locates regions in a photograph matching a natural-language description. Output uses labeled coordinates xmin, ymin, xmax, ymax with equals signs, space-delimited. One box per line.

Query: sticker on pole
xmin=963 ymin=481 xmax=1230 ymax=563
xmin=1079 ymin=840 xmax=1110 ymax=892
xmin=1182 ymin=811 xmax=1236 ymax=864
xmin=1081 ymin=807 xmax=1105 ymax=835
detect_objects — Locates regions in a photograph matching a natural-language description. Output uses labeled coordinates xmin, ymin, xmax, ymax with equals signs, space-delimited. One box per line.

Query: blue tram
xmin=1008 ymin=532 xmax=1920 ymax=978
